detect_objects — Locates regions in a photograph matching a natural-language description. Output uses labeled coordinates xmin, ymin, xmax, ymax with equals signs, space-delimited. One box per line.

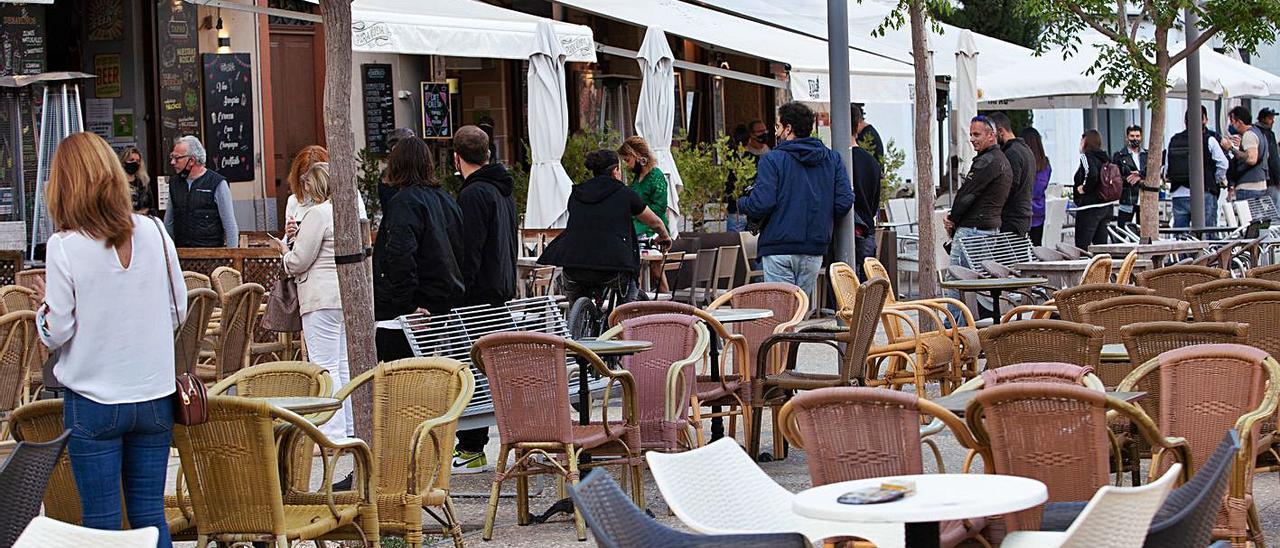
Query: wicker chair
xmin=183 ymin=271 xmax=211 ymax=291
xmin=599 ymin=314 xmax=709 ymax=451
xmin=1135 ymin=264 xmax=1229 ymax=301
xmin=13 ymin=270 xmax=42 ymax=291
xmin=1080 ymin=254 xmax=1113 ymax=284
xmin=707 ymin=282 xmax=808 ymax=379
xmin=173 ymin=396 xmax=378 ymax=547
xmin=1115 ymin=344 xmax=1280 ymax=547
xmin=570 ymin=469 xmax=809 ymax=548
xmin=1079 ymin=295 xmax=1190 ymax=387
xmin=302 ymin=358 xmax=475 ymax=548
xmin=749 ymin=277 xmax=892 ymax=461
xmin=777 ymin=387 xmax=986 ymax=548
xmin=0 ymin=286 xmax=35 ymax=313
xmin=858 ymin=259 xmax=980 ymax=382
xmin=1001 ymin=283 xmax=1151 ymax=323
xmin=196 ymin=282 xmax=264 ymax=382
xmin=471 ymin=333 xmax=643 ymax=542
xmin=209 ymin=266 xmax=243 ymax=300
xmin=1114 ymin=249 xmax=1140 ymax=285
xmin=176 ymin=288 xmax=217 ymax=377
xmin=0 ymin=430 xmax=68 ymax=548
xmin=978 ymin=319 xmax=1104 ymax=372
xmin=1185 ymin=278 xmax=1280 ymax=322
xmin=1245 ymin=263 xmax=1280 ymax=283
xmin=208 ymin=360 xmax=332 ymax=398
xmin=965 ymin=383 xmax=1190 ymax=533
xmin=0 ymin=311 xmax=36 ymax=440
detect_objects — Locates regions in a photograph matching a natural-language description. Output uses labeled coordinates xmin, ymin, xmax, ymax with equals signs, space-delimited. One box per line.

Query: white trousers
xmin=302 ymin=308 xmax=354 ymax=439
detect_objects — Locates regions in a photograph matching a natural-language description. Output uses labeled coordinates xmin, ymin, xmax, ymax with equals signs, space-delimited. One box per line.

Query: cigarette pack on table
xmin=879 ymin=479 xmax=917 ymax=496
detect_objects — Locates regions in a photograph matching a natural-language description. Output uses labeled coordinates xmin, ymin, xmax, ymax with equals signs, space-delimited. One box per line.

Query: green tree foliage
xmin=936 ymin=0 xmax=1041 ymax=48
xmin=672 ymin=135 xmax=756 ymax=228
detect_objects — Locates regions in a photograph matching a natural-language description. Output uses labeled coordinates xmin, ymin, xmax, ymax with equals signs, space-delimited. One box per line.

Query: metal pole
xmin=828 ymin=0 xmax=855 ymax=265
xmin=1186 ymin=8 xmax=1206 ymax=229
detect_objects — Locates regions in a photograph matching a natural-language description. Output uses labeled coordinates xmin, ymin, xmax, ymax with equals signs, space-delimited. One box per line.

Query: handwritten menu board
xmin=156 ymin=0 xmax=201 ymax=158
xmin=202 ymin=53 xmax=254 ymax=182
xmin=420 ymin=82 xmax=452 ymax=139
xmin=0 ymin=5 xmax=46 ymax=76
xmin=361 ymin=64 xmax=395 ymax=155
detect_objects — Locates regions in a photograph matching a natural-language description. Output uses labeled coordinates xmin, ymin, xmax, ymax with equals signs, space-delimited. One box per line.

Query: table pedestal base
xmin=904 ymin=521 xmax=940 ymax=548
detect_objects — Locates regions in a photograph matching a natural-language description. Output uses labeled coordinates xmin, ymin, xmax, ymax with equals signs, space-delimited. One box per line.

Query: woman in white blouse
xmin=36 ymin=132 xmax=186 ymax=547
xmin=271 ymin=162 xmax=353 ymax=441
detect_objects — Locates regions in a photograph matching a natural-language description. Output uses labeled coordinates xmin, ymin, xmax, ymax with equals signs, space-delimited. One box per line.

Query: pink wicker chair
xmin=1079 ymin=295 xmax=1190 ymax=387
xmin=600 ymin=314 xmax=709 ymax=451
xmin=977 ymin=319 xmax=1105 ymax=372
xmin=778 ymin=387 xmax=985 ymax=548
xmin=471 ymin=332 xmax=643 ymax=542
xmin=1184 ymin=278 xmax=1280 ymax=322
xmin=1135 ymin=264 xmax=1229 ymax=302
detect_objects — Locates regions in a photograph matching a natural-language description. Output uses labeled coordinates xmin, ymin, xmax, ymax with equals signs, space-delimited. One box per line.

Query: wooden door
xmin=268 ymin=26 xmax=322 ymax=227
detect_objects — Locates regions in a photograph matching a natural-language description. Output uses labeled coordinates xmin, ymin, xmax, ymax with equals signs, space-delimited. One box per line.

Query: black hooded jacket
xmin=458 ymin=163 xmax=518 ymax=307
xmin=538 ymin=175 xmax=647 ymax=274
xmin=373 ymin=184 xmax=465 ymax=319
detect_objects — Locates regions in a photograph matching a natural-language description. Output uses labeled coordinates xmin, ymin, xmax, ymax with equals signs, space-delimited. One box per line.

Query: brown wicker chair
xmin=748 ymin=277 xmax=891 ymax=461
xmin=977 ymin=319 xmax=1104 ymax=372
xmin=858 ymin=259 xmax=980 ymax=382
xmin=176 ymin=288 xmax=217 ymax=377
xmin=600 ymin=314 xmax=709 ymax=451
xmin=173 ymin=396 xmax=379 ymax=547
xmin=1185 ymin=278 xmax=1280 ymax=322
xmin=707 ymin=282 xmax=808 ymax=379
xmin=965 ymin=383 xmax=1189 ymax=533
xmin=1079 ymin=295 xmax=1190 ymax=387
xmin=196 ymin=283 xmax=264 ymax=382
xmin=304 ymin=358 xmax=475 ymax=548
xmin=1135 ymin=264 xmax=1230 ymax=301
xmin=0 ymin=285 xmax=35 ymax=313
xmin=778 ymin=387 xmax=986 ymax=548
xmin=1209 ymin=292 xmax=1280 ymax=360
xmin=14 ymin=270 xmax=43 ymax=291
xmin=471 ymin=332 xmax=643 ymax=542
xmin=1114 ymin=249 xmax=1140 ymax=285
xmin=1245 ymin=263 xmax=1280 ymax=283
xmin=1000 ymin=283 xmax=1151 ymax=323
xmin=0 ymin=311 xmax=35 ymax=440
xmin=1080 ymin=254 xmax=1113 ymax=284
xmin=182 ymin=271 xmax=211 ymax=291
xmin=1116 ymin=344 xmax=1280 ymax=547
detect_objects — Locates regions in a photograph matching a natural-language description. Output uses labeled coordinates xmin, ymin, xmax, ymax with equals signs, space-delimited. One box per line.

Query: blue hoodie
xmin=738 ymin=137 xmax=855 ymax=257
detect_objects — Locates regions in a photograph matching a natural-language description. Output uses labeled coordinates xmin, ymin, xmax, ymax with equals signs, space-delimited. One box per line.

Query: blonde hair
xmin=48 ymin=132 xmax=134 ymax=248
xmin=301 ymin=162 xmax=331 ymax=204
xmin=617 ymin=136 xmax=656 ymax=167
xmin=118 ymin=145 xmax=149 ymax=187
xmin=288 ymin=145 xmax=328 ymax=200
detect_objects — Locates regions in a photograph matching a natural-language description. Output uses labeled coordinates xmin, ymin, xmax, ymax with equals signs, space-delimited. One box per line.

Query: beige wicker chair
xmin=0 ymin=288 xmax=42 ymax=401
xmin=176 ymin=288 xmax=217 ymax=378
xmin=0 ymin=285 xmax=36 ymax=313
xmin=173 ymin=396 xmax=379 ymax=548
xmin=1185 ymin=278 xmax=1280 ymax=322
xmin=1079 ymin=295 xmax=1190 ymax=387
xmin=1246 ymin=263 xmax=1280 ymax=283
xmin=196 ymin=283 xmax=264 ymax=382
xmin=208 ymin=360 xmax=332 ymax=398
xmin=0 ymin=311 xmax=36 ymax=439
xmin=1116 ymin=344 xmax=1279 ymax=547
xmin=978 ymin=319 xmax=1104 ymax=372
xmin=209 ymin=266 xmax=243 ymax=301
xmin=1135 ymin=264 xmax=1229 ymax=301
xmin=182 ymin=271 xmax=211 ymax=291
xmin=1114 ymin=249 xmax=1140 ymax=285
xmin=1080 ymin=254 xmax=1113 ymax=284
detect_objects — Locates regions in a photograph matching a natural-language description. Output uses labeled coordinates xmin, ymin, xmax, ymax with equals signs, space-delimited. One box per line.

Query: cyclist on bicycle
xmin=539 ymin=149 xmax=671 ymax=305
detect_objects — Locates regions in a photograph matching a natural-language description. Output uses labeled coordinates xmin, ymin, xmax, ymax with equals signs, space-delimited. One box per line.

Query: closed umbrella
xmin=635 ymin=26 xmax=684 ymax=235
xmin=954 ymin=29 xmax=979 ymax=181
xmin=524 ymin=21 xmax=574 ymax=228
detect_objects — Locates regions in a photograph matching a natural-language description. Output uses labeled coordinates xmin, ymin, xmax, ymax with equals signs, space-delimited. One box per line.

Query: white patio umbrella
xmin=524 ymin=21 xmax=574 ymax=228
xmin=635 ymin=26 xmax=684 ymax=235
xmin=954 ymin=30 xmax=979 ymax=179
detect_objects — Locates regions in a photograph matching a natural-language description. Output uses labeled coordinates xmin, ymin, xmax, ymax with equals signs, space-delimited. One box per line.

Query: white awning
xmin=552 ymin=0 xmax=917 ymax=104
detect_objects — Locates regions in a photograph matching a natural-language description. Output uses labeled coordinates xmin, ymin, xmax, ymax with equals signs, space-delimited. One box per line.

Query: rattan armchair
xmin=471 ymin=332 xmax=643 ymax=542
xmin=174 ymin=396 xmax=378 ymax=547
xmin=858 ymin=259 xmax=981 ymax=381
xmin=0 ymin=311 xmax=36 ymax=439
xmin=707 ymin=282 xmax=808 ymax=379
xmin=183 ymin=271 xmax=212 ymax=291
xmin=177 ymin=288 xmax=217 ymax=376
xmin=0 ymin=285 xmax=35 ymax=313
xmin=196 ymin=282 xmax=264 ymax=382
xmin=1114 ymin=249 xmax=1140 ymax=285
xmin=1081 ymin=254 xmax=1114 ymax=284
xmin=965 ymin=383 xmax=1190 ymax=533
xmin=1001 ymin=283 xmax=1151 ymax=323
xmin=209 ymin=266 xmax=243 ymax=300
xmin=778 ymin=387 xmax=986 ymax=548
xmin=0 ymin=429 xmax=68 ymax=548
xmin=1184 ymin=278 xmax=1280 ymax=322
xmin=13 ymin=270 xmax=42 ymax=291
xmin=1079 ymin=295 xmax=1190 ymax=387
xmin=1135 ymin=264 xmax=1229 ymax=301
xmin=1116 ymin=344 xmax=1280 ymax=547
xmin=600 ymin=314 xmax=709 ymax=451
xmin=978 ymin=319 xmax=1104 ymax=372
xmin=208 ymin=360 xmax=332 ymax=398
xmin=1245 ymin=263 xmax=1280 ymax=283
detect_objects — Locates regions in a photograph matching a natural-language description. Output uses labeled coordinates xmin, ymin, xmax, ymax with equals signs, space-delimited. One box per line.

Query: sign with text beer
xmin=361 ymin=64 xmax=395 ymax=155
xmin=202 ymin=53 xmax=254 ymax=182
xmin=419 ymin=81 xmax=451 ymax=139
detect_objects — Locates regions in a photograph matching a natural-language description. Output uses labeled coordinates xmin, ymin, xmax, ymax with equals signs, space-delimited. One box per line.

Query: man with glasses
xmin=163 ymin=135 xmax=238 ymax=247
xmin=946 ymin=115 xmax=1012 ymax=266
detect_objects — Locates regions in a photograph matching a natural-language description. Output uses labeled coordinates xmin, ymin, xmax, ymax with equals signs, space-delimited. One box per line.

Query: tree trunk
xmin=909 ymin=0 xmax=938 ymax=298
xmin=1139 ymin=83 xmax=1167 ymax=240
xmin=320 ymin=0 xmax=377 ymax=439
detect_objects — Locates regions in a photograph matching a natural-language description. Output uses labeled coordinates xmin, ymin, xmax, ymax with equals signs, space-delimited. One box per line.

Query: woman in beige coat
xmin=271 ymin=162 xmax=352 ymax=441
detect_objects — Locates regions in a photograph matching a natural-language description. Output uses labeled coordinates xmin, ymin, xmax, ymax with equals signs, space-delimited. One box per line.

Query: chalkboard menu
xmin=156 ymin=0 xmax=201 ymax=160
xmin=0 ymin=5 xmax=46 ymax=76
xmin=420 ymin=82 xmax=452 ymax=139
xmin=361 ymin=64 xmax=395 ymax=155
xmin=202 ymin=53 xmax=255 ymax=182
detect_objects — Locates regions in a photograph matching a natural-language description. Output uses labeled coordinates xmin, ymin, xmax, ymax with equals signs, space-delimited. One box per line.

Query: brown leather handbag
xmin=260 ymin=275 xmax=302 ymax=333
xmin=154 ymin=218 xmax=208 ymax=426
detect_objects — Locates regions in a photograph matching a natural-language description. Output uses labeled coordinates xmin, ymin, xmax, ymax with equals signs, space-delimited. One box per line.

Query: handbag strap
xmin=151 ymin=217 xmax=186 ymax=373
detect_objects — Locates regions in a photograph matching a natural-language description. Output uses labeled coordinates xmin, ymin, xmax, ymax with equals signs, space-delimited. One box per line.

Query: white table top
xmin=792 ymin=474 xmax=1047 ymax=524
xmin=707 ymin=308 xmax=774 ymax=323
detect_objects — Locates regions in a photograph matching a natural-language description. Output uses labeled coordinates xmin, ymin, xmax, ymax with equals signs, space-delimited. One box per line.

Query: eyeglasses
xmin=971 ymin=115 xmax=997 ymax=133
xmin=169 ymin=154 xmax=190 ymax=161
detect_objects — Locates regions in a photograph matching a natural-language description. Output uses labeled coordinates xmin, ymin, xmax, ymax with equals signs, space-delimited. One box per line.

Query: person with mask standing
xmin=119 ymin=146 xmax=152 ymax=215
xmin=987 ymin=112 xmax=1034 ymax=237
xmin=739 ymin=101 xmax=854 ymax=304
xmin=163 ymin=135 xmax=239 ymax=247
xmin=1113 ymin=126 xmax=1148 ymax=228
xmin=617 ymin=136 xmax=669 ymax=292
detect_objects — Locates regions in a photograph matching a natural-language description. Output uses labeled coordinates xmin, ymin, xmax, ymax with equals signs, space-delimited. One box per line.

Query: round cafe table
xmin=705 ymin=308 xmax=773 ymax=441
xmin=793 ymin=473 xmax=1047 ymax=548
xmin=262 ymin=396 xmax=342 ymax=415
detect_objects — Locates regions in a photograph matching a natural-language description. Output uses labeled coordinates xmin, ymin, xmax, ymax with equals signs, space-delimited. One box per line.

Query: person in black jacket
xmin=946 ymin=115 xmax=1011 ymax=268
xmin=1112 ymin=125 xmax=1148 ymax=228
xmin=373 ymin=136 xmax=465 ymax=362
xmin=1073 ymin=129 xmax=1114 ymax=248
xmin=851 ymin=145 xmax=882 ymax=281
xmin=988 ymin=112 xmax=1034 ymax=236
xmin=539 ymin=150 xmax=670 ymax=305
xmin=450 ymin=125 xmax=516 ymax=473
xmin=1255 ymin=108 xmax=1280 ymax=209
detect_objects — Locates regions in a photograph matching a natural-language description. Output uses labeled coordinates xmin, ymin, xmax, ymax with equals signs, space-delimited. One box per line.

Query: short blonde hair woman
xmin=40 ymin=132 xmax=186 ymax=547
xmin=272 ymin=162 xmax=355 ymax=446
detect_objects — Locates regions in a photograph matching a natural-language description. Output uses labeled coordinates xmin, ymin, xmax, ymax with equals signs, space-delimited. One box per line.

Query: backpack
xmin=1098 ymin=161 xmax=1123 ymax=201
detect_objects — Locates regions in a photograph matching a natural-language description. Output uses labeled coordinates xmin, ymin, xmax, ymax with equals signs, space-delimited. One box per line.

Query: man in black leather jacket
xmin=946 ymin=115 xmax=1012 ymax=260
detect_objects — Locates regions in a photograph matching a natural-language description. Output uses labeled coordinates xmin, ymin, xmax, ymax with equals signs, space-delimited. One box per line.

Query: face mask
xmin=754 ymin=133 xmax=767 ymax=143
xmin=176 ymin=158 xmax=193 ymax=180
xmin=630 ymin=162 xmax=644 ymax=177
xmin=1128 ymin=139 xmax=1141 ymax=149
xmin=124 ymin=161 xmax=140 ymax=175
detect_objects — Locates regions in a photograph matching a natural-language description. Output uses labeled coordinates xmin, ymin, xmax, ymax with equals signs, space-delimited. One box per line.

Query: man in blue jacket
xmin=739 ymin=102 xmax=855 ymax=304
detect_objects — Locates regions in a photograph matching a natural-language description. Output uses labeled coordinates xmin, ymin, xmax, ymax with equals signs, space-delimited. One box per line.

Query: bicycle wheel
xmin=567 ymin=297 xmax=603 ymax=340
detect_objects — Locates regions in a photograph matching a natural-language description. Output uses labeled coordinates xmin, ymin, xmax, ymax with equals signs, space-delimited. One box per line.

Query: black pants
xmin=854 ymin=235 xmax=876 ymax=282
xmin=1028 ymin=224 xmax=1044 ymax=246
xmin=1074 ymin=206 xmax=1113 ymax=249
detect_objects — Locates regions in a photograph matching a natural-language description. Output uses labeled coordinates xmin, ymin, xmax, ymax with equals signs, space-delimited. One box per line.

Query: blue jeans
xmin=1235 ymin=188 xmax=1268 ymax=201
xmin=762 ymin=254 xmax=823 ymax=307
xmin=64 ymin=390 xmax=174 ymax=547
xmin=726 ymin=213 xmax=748 ymax=232
xmin=1172 ymin=194 xmax=1218 ymax=228
xmin=947 ymin=227 xmax=1000 ymax=325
